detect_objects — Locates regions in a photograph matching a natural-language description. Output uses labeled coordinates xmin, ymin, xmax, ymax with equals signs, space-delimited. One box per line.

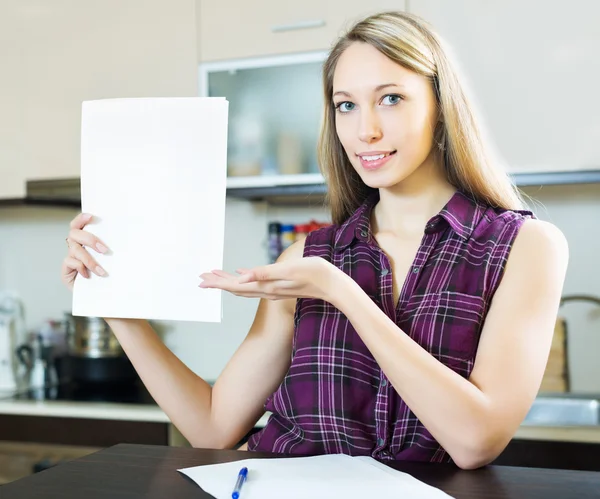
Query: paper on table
xmin=72 ymin=97 xmax=228 ymax=322
xmin=178 ymin=454 xmax=454 ymax=499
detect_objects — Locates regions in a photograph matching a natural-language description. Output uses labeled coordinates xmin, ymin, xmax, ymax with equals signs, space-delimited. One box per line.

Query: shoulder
xmin=473 ymin=204 xmax=533 ymax=237
xmin=509 ymin=218 xmax=569 ymax=268
xmin=276 ymin=237 xmax=306 ymax=263
xmin=293 ymin=224 xmax=341 ymax=258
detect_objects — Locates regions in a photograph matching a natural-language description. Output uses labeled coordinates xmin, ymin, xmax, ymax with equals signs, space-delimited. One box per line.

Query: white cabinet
xmin=197 ymin=0 xmax=406 ymax=61
xmin=408 ymin=0 xmax=600 ymax=173
xmin=6 ymin=0 xmax=198 ymax=190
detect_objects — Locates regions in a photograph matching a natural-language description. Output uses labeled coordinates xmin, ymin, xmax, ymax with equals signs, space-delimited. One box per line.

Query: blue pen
xmin=231 ymin=466 xmax=248 ymax=499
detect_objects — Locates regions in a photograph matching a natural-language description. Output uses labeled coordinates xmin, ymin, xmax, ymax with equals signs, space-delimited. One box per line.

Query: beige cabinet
xmin=7 ymin=0 xmax=198 ymax=189
xmin=197 ymin=0 xmax=406 ymax=62
xmin=408 ymin=0 xmax=600 ymax=173
xmin=0 ymin=1 xmax=26 ymax=199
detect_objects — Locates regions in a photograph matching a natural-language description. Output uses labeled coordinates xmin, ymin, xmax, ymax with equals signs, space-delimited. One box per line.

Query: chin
xmin=355 ymin=169 xmax=414 ymax=190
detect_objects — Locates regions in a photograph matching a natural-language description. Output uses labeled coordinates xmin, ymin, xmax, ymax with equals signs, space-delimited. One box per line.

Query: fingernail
xmin=96 ymin=243 xmax=108 ymax=253
xmin=96 ymin=266 xmax=106 ymax=276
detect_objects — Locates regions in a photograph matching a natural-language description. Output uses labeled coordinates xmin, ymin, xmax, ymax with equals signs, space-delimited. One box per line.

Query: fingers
xmin=69 ymin=212 xmax=92 ymax=230
xmin=241 ymin=263 xmax=287 ymax=283
xmin=63 ymin=256 xmax=89 ymax=280
xmin=67 ymin=228 xmax=109 ymax=254
xmin=237 ymin=272 xmax=257 ymax=284
xmin=62 ymin=213 xmax=107 ymax=292
xmin=69 ymin=243 xmax=106 ymax=276
xmin=210 ymin=269 xmax=236 ymax=279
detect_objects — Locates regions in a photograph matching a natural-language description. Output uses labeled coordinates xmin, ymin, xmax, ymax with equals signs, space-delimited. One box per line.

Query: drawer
xmin=198 ymin=0 xmax=407 ymax=61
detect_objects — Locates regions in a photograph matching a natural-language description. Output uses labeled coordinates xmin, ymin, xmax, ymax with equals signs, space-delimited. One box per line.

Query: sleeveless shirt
xmin=247 ymin=190 xmax=534 ymax=462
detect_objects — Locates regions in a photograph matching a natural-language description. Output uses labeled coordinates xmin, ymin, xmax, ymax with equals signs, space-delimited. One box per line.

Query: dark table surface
xmin=1 ymin=443 xmax=599 ymax=498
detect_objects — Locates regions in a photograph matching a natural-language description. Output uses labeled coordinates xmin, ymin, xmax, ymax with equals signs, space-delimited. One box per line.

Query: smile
xmin=357 ymin=150 xmax=396 ymax=170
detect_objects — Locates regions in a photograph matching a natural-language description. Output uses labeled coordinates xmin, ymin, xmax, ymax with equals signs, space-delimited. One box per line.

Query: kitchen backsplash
xmin=0 ymin=185 xmax=599 ymax=393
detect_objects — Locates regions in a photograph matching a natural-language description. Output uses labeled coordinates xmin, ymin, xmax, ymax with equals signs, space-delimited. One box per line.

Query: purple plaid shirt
xmin=248 ymin=190 xmax=533 ymax=462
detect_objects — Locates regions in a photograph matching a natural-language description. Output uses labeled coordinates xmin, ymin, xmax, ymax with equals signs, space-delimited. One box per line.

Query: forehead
xmin=333 ymin=42 xmax=424 ymax=93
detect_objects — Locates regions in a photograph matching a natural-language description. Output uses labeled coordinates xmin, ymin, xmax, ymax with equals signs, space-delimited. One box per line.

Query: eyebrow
xmin=332 ymin=83 xmax=405 ymax=99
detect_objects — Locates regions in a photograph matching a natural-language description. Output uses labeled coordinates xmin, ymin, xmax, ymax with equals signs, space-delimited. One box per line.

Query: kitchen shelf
xmin=510 ymin=169 xmax=600 ymax=187
xmin=226 ymin=173 xmax=327 ymax=204
xmin=1 ymin=169 xmax=598 ymax=208
xmin=226 ymin=169 xmax=600 ymax=201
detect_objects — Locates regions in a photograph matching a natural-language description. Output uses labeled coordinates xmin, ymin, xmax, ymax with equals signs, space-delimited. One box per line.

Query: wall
xmin=0 ymin=184 xmax=599 ymax=392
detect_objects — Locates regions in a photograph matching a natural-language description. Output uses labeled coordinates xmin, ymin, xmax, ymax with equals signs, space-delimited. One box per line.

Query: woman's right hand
xmin=61 ymin=213 xmax=110 ymax=292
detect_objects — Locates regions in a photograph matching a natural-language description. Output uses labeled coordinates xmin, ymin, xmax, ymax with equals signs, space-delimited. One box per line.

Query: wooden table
xmin=1 ymin=444 xmax=599 ymax=498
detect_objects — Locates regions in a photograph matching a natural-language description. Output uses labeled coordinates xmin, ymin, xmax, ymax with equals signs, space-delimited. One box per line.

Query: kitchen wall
xmin=1 ymin=183 xmax=599 ymax=392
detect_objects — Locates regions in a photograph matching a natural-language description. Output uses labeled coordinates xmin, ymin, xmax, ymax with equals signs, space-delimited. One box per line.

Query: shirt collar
xmin=333 ymin=190 xmax=483 ymax=252
xmin=428 ymin=190 xmax=483 ymax=240
xmin=333 ymin=191 xmax=379 ymax=251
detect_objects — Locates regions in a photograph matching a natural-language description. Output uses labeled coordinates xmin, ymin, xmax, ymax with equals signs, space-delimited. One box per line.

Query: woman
xmin=61 ymin=11 xmax=568 ymax=469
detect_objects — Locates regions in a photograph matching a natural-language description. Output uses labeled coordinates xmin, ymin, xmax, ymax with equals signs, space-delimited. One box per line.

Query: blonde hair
xmin=318 ymin=11 xmax=526 ymax=225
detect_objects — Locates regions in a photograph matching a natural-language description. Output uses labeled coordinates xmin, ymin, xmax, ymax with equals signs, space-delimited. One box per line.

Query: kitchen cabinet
xmin=0 ymin=441 xmax=100 ymax=485
xmin=197 ymin=0 xmax=407 ymax=62
xmin=407 ymin=0 xmax=600 ymax=174
xmin=0 ymin=1 xmax=26 ymax=199
xmin=1 ymin=0 xmax=198 ymax=196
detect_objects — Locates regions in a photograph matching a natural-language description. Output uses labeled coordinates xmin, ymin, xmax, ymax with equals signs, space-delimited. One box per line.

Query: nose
xmin=358 ymin=109 xmax=382 ymax=143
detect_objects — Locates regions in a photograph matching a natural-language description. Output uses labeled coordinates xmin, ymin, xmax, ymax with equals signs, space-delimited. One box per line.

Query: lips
xmin=357 ymin=150 xmax=397 ymax=170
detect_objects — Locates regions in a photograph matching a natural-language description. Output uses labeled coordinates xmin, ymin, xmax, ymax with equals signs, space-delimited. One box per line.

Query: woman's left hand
xmin=199 ymin=256 xmax=343 ymax=303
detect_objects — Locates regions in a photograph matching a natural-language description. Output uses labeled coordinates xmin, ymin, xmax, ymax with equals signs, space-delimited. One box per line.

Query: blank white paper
xmin=178 ymin=454 xmax=454 ymax=499
xmin=72 ymin=97 xmax=228 ymax=322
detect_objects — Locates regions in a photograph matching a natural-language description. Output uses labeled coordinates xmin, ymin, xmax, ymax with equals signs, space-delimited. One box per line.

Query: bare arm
xmin=62 ymin=213 xmax=304 ymax=448
xmin=331 ymin=219 xmax=569 ymax=469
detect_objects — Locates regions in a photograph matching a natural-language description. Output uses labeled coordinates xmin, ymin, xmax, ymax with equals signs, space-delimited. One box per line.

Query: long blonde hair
xmin=318 ymin=11 xmax=526 ymax=225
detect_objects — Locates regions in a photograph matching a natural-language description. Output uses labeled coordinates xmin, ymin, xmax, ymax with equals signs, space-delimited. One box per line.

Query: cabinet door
xmin=408 ymin=0 xmax=600 ymax=173
xmin=18 ymin=0 xmax=198 ymax=182
xmin=198 ymin=0 xmax=406 ymax=62
xmin=0 ymin=1 xmax=26 ymax=199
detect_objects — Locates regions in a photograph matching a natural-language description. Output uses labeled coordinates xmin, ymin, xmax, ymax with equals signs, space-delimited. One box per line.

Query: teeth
xmin=363 ymin=154 xmax=386 ymax=161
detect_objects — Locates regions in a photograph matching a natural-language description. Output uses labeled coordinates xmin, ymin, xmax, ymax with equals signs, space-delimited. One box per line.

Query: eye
xmin=381 ymin=94 xmax=403 ymax=106
xmin=334 ymin=101 xmax=356 ymax=113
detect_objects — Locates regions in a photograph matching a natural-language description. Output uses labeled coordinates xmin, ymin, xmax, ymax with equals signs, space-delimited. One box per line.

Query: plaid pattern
xmin=248 ymin=190 xmax=533 ymax=462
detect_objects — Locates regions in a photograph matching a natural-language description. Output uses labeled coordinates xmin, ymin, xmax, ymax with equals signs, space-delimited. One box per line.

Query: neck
xmin=372 ymin=152 xmax=457 ymax=238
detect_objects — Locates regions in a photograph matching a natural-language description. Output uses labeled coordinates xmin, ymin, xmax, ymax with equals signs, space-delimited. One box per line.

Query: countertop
xmin=2 ymin=443 xmax=600 ymax=498
xmin=2 ymin=396 xmax=600 ymax=444
xmin=0 ymin=397 xmax=272 ymax=427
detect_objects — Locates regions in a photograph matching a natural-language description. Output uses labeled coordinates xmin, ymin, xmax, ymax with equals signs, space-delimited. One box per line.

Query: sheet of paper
xmin=178 ymin=454 xmax=454 ymax=499
xmin=72 ymin=97 xmax=228 ymax=322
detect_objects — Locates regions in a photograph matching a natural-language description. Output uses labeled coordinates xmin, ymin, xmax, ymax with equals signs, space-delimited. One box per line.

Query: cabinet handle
xmin=271 ymin=19 xmax=326 ymax=33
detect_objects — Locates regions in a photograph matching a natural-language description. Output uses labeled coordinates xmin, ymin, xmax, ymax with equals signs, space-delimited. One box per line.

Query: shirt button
xmin=360 ymin=230 xmax=368 ymax=238
xmin=377 ymin=438 xmax=385 ymax=447
xmin=381 ymin=378 xmax=388 ymax=387
xmin=380 ymin=268 xmax=389 ymax=276
xmin=413 ymin=267 xmax=419 ymax=273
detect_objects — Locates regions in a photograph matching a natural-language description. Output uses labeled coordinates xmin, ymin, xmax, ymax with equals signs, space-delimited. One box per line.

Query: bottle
xmin=267 ymin=222 xmax=282 ymax=263
xmin=29 ymin=335 xmax=46 ymax=400
xmin=294 ymin=224 xmax=310 ymax=241
xmin=280 ymin=224 xmax=296 ymax=251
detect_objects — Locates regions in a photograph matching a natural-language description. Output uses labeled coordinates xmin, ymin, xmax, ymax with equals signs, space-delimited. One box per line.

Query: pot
xmin=62 ymin=313 xmax=136 ymax=384
xmin=57 ymin=354 xmax=137 ymax=384
xmin=64 ymin=313 xmax=123 ymax=358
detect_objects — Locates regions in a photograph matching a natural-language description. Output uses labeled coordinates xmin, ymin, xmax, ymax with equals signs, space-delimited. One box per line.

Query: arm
xmin=64 ymin=212 xmax=301 ymax=448
xmin=330 ymin=219 xmax=569 ymax=469
xmin=105 ymin=241 xmax=303 ymax=449
xmin=107 ymin=242 xmax=304 ymax=448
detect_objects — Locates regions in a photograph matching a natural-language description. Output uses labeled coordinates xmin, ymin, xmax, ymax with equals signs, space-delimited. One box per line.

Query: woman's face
xmin=332 ymin=42 xmax=440 ymax=189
